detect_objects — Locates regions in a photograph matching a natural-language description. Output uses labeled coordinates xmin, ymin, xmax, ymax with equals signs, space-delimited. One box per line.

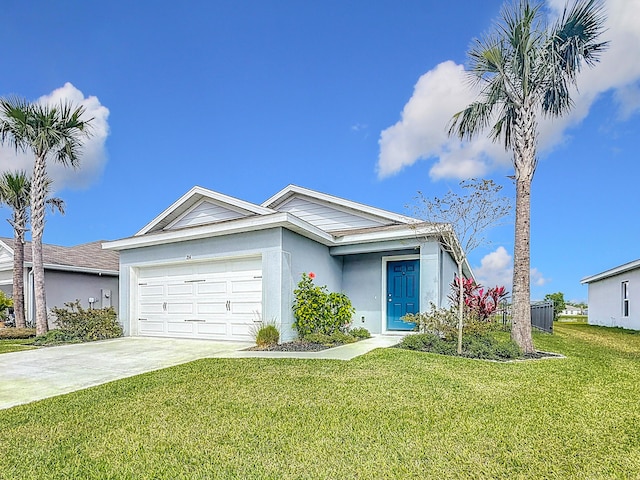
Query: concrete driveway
xmin=0 ymin=337 xmax=252 ymax=410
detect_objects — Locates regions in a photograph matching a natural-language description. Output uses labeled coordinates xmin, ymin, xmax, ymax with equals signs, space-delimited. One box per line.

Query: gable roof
xmin=581 ymin=259 xmax=640 ymax=284
xmin=0 ymin=237 xmax=119 ymax=274
xmin=263 ymin=184 xmax=418 ymax=226
xmin=136 ymin=186 xmax=276 ymax=235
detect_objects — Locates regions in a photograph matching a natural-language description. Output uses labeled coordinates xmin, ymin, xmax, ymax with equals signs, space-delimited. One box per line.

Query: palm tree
xmin=0 ymin=172 xmax=66 ymax=329
xmin=0 ymin=98 xmax=91 ymax=335
xmin=0 ymin=171 xmax=30 ymax=328
xmin=449 ymin=0 xmax=607 ymax=352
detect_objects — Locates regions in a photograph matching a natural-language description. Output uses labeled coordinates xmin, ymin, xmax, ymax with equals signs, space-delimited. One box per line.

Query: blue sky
xmin=1 ymin=0 xmax=639 ymax=303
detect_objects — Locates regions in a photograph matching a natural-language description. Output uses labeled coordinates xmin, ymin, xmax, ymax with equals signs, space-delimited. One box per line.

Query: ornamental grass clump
xmin=292 ymin=272 xmax=355 ymax=338
xmin=255 ymin=323 xmax=280 ymax=348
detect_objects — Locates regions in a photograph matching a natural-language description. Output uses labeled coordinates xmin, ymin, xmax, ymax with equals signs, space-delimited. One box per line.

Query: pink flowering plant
xmin=292 ymin=272 xmax=355 ymax=337
xmin=448 ymin=276 xmax=509 ymax=323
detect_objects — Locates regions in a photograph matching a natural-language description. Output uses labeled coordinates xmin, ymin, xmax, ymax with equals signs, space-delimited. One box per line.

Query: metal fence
xmin=497 ymin=300 xmax=554 ymax=333
xmin=530 ymin=300 xmax=554 ymax=333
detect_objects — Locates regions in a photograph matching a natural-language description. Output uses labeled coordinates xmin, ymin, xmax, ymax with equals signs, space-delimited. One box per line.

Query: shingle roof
xmin=0 ymin=238 xmax=119 ymax=272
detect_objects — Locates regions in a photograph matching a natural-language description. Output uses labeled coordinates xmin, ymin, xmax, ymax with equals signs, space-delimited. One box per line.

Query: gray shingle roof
xmin=0 ymin=238 xmax=119 ymax=272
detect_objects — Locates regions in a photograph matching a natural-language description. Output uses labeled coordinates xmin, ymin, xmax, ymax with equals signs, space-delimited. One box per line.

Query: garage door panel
xmin=167 ymin=283 xmax=194 ymax=296
xmin=231 ymin=301 xmax=262 ymax=315
xmin=197 ymin=282 xmax=227 ymax=295
xmin=139 ymin=302 xmax=164 ymax=315
xmin=167 ymin=302 xmax=194 ymax=315
xmin=229 ymin=322 xmax=253 ymax=339
xmin=167 ymin=321 xmax=196 ymax=334
xmin=232 ymin=279 xmax=262 ymax=293
xmin=228 ymin=257 xmax=261 ymax=271
xmin=196 ymin=301 xmax=227 ymax=314
xmin=140 ymin=285 xmax=164 ymax=296
xmin=138 ymin=321 xmax=165 ymax=334
xmin=196 ymin=322 xmax=227 ymax=335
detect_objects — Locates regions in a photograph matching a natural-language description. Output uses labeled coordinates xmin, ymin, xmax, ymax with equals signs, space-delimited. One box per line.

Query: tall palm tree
xmin=0 ymin=172 xmax=66 ymax=329
xmin=449 ymin=0 xmax=607 ymax=352
xmin=0 ymin=98 xmax=91 ymax=335
xmin=0 ymin=171 xmax=30 ymax=328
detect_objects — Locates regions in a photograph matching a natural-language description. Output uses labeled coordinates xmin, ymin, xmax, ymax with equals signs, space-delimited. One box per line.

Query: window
xmin=622 ymin=281 xmax=630 ymax=317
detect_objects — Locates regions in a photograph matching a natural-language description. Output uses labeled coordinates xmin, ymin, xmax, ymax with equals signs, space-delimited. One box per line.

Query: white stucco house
xmin=103 ymin=185 xmax=470 ymax=342
xmin=0 ymin=238 xmax=119 ymax=326
xmin=581 ymin=259 xmax=640 ymax=330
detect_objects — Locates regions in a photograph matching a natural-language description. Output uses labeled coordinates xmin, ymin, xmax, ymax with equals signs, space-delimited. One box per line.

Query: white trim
xmin=263 ymin=184 xmax=419 ymax=225
xmin=581 ymin=259 xmax=640 ymax=284
xmin=136 ymin=186 xmax=276 ymax=236
xmin=104 ymin=213 xmax=335 ymax=251
xmin=0 ymin=240 xmax=14 ymax=256
xmin=381 ymin=254 xmax=420 ymax=335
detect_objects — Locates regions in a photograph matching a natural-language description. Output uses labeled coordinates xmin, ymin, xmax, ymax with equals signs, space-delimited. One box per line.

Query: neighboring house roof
xmin=581 ymin=259 xmax=640 ymax=284
xmin=0 ymin=237 xmax=119 ymax=274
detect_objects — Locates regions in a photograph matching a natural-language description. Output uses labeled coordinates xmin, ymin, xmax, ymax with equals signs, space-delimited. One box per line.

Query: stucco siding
xmin=44 ymin=270 xmax=119 ymax=328
xmin=587 ymin=268 xmax=640 ymax=330
xmin=281 ymin=229 xmax=343 ymax=340
xmin=440 ymin=247 xmax=458 ymax=307
xmin=342 ymin=250 xmax=414 ymax=334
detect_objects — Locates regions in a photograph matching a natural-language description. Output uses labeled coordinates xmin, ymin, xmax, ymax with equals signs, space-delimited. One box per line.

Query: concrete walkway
xmin=0 ymin=334 xmax=402 ymax=410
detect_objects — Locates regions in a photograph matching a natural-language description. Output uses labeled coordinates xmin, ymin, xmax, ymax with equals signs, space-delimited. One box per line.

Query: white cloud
xmin=474 ymin=246 xmax=549 ymax=289
xmin=0 ymin=82 xmax=110 ymax=191
xmin=377 ymin=0 xmax=640 ymax=180
xmin=530 ymin=268 xmax=550 ymax=287
xmin=474 ymin=246 xmax=513 ymax=288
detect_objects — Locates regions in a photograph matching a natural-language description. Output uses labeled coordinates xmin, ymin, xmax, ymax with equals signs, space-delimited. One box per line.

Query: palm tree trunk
xmin=12 ymin=220 xmax=26 ymax=329
xmin=511 ymin=175 xmax=534 ymax=353
xmin=30 ymin=155 xmax=48 ymax=336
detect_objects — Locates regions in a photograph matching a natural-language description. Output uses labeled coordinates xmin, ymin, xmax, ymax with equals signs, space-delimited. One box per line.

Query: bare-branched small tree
xmin=410 ymin=178 xmax=511 ymax=354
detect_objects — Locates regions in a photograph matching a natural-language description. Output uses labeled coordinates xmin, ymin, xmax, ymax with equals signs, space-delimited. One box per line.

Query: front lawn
xmin=0 ymin=324 xmax=639 ymax=478
xmin=0 ymin=338 xmax=36 ymax=354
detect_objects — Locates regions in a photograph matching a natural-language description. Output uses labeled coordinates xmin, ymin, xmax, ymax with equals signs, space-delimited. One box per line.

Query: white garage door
xmin=136 ymin=256 xmax=262 ymax=341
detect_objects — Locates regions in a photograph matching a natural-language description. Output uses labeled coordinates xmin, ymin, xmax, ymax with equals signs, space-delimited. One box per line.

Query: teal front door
xmin=386 ymin=259 xmax=420 ymax=330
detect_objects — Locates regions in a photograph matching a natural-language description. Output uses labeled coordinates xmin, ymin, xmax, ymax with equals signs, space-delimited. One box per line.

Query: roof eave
xmin=581 ymin=259 xmax=640 ymax=284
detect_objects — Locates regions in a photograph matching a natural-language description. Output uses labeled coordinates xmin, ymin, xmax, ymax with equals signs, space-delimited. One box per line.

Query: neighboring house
xmin=581 ymin=259 xmax=640 ymax=330
xmin=560 ymin=305 xmax=584 ymax=316
xmin=103 ymin=185 xmax=471 ymax=342
xmin=0 ymin=238 xmax=119 ymax=327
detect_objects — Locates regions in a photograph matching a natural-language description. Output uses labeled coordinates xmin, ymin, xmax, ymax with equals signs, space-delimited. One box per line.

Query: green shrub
xmin=349 ymin=327 xmax=371 ymax=339
xmin=402 ymin=304 xmax=457 ymax=340
xmin=304 ymin=331 xmax=357 ymax=346
xmin=50 ymin=301 xmax=123 ymax=342
xmin=398 ymin=331 xmax=520 ymax=360
xmin=0 ymin=327 xmax=36 ymax=339
xmin=32 ymin=329 xmax=82 ymax=346
xmin=398 ymin=333 xmax=456 ymax=355
xmin=255 ymin=324 xmax=280 ymax=347
xmin=0 ymin=291 xmax=12 ymax=320
xmin=292 ymin=273 xmax=355 ymax=337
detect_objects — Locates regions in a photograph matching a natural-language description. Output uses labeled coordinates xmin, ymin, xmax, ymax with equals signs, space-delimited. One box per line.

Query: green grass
xmin=557 ymin=315 xmax=588 ymax=323
xmin=0 ymin=324 xmax=639 ymax=479
xmin=0 ymin=338 xmax=36 ymax=354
